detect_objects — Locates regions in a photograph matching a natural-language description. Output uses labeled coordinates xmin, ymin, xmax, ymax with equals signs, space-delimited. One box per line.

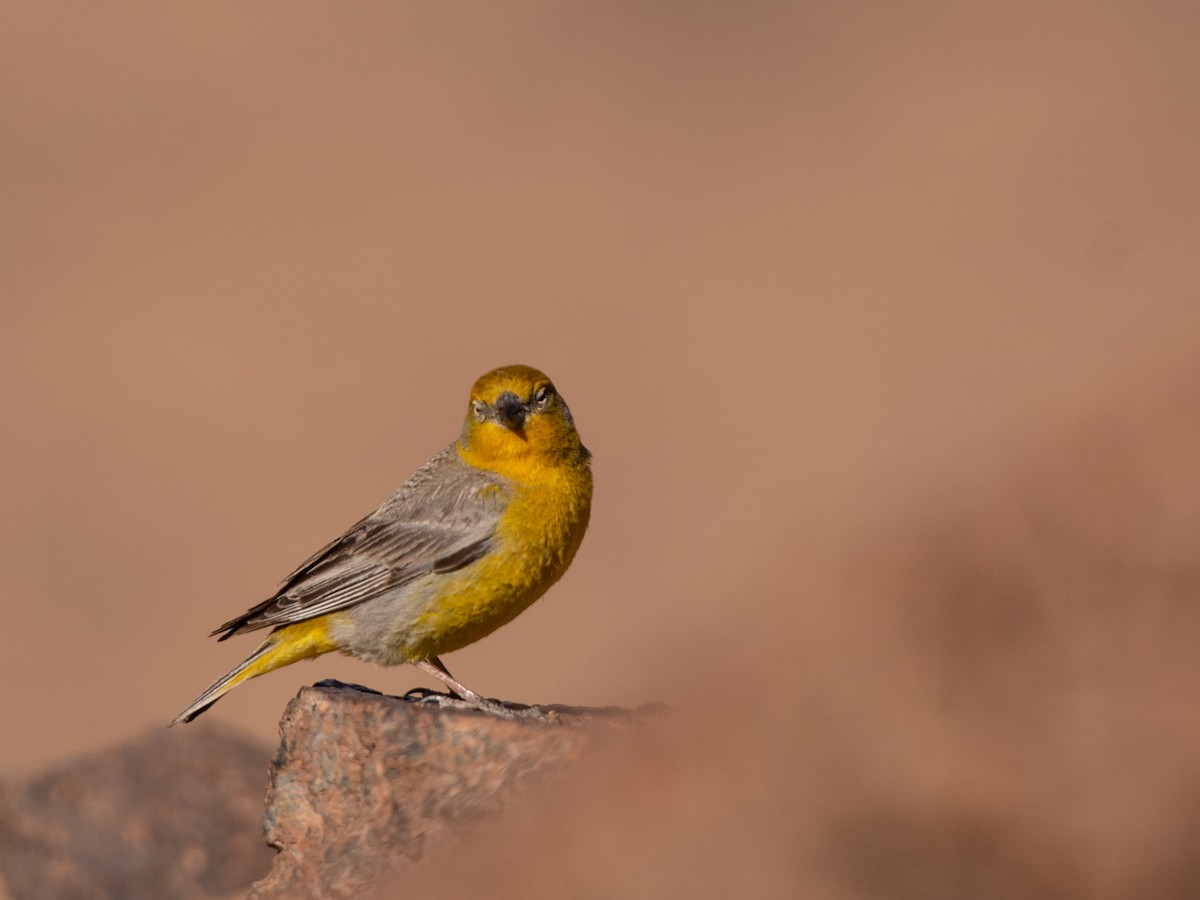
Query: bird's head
xmin=458 ymin=365 xmax=589 ymax=473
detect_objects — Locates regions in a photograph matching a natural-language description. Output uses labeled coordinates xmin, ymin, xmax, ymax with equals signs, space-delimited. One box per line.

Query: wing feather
xmin=212 ymin=444 xmax=508 ymax=639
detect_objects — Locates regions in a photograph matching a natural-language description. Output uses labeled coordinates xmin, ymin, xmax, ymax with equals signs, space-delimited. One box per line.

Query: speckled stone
xmin=249 ymin=681 xmax=646 ymax=900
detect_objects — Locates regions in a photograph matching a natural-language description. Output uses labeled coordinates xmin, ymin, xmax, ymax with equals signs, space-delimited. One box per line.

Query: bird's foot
xmin=402 ymin=688 xmax=554 ymax=721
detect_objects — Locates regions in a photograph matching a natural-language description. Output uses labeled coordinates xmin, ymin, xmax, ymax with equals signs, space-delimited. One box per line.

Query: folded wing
xmin=211 ymin=445 xmax=507 ymax=639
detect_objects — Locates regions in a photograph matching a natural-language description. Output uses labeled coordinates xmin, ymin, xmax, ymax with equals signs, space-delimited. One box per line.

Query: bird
xmin=172 ymin=364 xmax=592 ymax=725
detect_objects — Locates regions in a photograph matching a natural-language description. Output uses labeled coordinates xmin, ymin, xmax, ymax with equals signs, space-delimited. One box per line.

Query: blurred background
xmin=2 ymin=2 xmax=1199 ymax=896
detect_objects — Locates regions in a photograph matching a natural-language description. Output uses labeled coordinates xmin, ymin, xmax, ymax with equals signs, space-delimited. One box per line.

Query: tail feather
xmin=171 ymin=642 xmax=274 ymax=725
xmin=171 ymin=617 xmax=338 ymax=725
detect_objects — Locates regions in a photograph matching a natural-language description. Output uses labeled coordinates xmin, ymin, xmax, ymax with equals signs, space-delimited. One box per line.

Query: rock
xmin=249 ymin=680 xmax=649 ymax=900
xmin=0 ymin=722 xmax=274 ymax=900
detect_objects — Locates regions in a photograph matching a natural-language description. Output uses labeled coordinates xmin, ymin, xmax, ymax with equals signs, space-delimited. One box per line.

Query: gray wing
xmin=212 ymin=444 xmax=509 ymax=639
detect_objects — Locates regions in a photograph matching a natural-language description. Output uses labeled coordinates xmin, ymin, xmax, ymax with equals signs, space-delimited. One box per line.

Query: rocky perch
xmin=250 ymin=681 xmax=651 ymax=899
xmin=0 ymin=684 xmax=652 ymax=900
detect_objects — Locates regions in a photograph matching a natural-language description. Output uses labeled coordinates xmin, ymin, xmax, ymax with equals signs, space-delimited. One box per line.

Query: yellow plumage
xmin=173 ymin=365 xmax=592 ymax=724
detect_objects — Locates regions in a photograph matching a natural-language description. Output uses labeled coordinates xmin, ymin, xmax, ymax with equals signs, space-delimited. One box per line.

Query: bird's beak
xmin=493 ymin=391 xmax=527 ymax=431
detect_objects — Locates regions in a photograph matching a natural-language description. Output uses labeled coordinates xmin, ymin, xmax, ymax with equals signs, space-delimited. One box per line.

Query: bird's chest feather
xmin=491 ymin=469 xmax=591 ymax=586
xmin=400 ymin=461 xmax=592 ymax=657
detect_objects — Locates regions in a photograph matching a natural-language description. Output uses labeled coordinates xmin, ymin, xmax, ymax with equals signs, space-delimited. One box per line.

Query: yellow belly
xmin=403 ymin=474 xmax=590 ymax=659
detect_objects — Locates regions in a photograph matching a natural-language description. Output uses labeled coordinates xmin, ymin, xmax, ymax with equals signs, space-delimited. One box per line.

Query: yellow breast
xmin=403 ymin=447 xmax=592 ymax=659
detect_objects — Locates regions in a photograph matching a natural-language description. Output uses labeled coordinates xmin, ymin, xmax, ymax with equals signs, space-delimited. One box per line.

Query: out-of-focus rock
xmin=0 ymin=722 xmax=274 ymax=900
xmin=249 ymin=681 xmax=650 ymax=900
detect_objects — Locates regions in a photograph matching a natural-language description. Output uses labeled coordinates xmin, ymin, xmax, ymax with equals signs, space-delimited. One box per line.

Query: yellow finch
xmin=173 ymin=364 xmax=592 ymax=724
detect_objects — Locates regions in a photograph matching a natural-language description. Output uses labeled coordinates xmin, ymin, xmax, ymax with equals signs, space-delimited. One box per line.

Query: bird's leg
xmin=410 ymin=658 xmax=544 ymax=721
xmin=421 ymin=656 xmax=467 ymax=699
xmin=414 ymin=658 xmax=488 ymax=704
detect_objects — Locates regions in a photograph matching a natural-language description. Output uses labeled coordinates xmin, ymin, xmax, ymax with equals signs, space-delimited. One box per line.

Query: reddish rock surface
xmin=249 ymin=681 xmax=647 ymax=899
xmin=0 ymin=723 xmax=274 ymax=900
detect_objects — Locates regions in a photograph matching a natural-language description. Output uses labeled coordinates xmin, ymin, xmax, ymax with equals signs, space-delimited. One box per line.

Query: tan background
xmin=2 ymin=2 xmax=1199 ymax=894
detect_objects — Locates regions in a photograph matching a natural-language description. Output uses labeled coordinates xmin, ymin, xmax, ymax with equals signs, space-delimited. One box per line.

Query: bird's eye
xmin=532 ymin=385 xmax=553 ymax=406
xmin=472 ymin=399 xmax=488 ymax=422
